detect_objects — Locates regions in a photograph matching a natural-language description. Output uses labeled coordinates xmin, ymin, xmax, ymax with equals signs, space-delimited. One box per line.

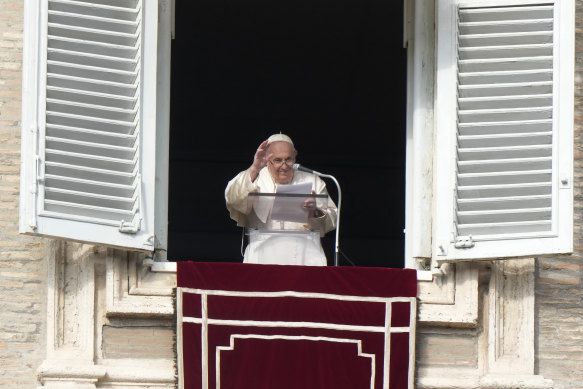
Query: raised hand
xmin=249 ymin=140 xmax=270 ymax=182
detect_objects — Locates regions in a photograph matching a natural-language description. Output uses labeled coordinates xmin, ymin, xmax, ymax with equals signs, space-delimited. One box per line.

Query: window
xmin=20 ymin=0 xmax=572 ymax=267
xmin=166 ymin=0 xmax=407 ymax=267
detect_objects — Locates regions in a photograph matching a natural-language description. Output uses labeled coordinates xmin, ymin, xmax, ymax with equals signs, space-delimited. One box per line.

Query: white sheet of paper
xmin=271 ymin=182 xmax=312 ymax=223
xmin=276 ymin=182 xmax=312 ymax=195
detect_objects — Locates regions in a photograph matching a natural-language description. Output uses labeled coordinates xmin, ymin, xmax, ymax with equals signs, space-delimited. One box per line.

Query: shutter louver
xmin=454 ymin=4 xmax=555 ymax=239
xmin=43 ymin=0 xmax=142 ymax=231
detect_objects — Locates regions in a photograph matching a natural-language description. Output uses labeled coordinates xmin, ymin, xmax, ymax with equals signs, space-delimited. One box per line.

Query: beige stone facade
xmin=0 ymin=0 xmax=582 ymax=388
xmin=0 ymin=0 xmax=47 ymax=386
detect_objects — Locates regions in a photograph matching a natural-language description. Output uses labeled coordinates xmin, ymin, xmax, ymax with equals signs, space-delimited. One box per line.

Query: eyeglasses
xmin=269 ymin=157 xmax=295 ymax=168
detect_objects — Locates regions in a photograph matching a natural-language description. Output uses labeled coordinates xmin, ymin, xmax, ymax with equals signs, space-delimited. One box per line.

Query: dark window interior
xmin=168 ymin=0 xmax=406 ymax=267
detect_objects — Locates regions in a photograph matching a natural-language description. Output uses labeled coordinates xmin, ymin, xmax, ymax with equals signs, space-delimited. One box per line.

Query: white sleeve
xmin=224 ymin=169 xmax=258 ymax=227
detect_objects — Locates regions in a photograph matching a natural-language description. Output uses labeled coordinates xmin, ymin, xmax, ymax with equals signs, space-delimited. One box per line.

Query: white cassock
xmin=225 ymin=167 xmax=337 ymax=266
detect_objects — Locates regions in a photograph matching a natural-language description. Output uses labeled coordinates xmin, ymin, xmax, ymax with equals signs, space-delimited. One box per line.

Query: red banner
xmin=177 ymin=262 xmax=417 ymax=389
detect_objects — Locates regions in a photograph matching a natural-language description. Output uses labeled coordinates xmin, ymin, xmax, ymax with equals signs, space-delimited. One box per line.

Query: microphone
xmin=293 ymin=163 xmax=319 ymax=175
xmin=293 ymin=163 xmax=343 ymax=266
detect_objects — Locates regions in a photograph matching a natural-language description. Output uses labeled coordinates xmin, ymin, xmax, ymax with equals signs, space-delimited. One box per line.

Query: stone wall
xmin=535 ymin=3 xmax=583 ymax=386
xmin=537 ymin=255 xmax=583 ymax=389
xmin=0 ymin=0 xmax=47 ymax=387
xmin=102 ymin=326 xmax=175 ymax=360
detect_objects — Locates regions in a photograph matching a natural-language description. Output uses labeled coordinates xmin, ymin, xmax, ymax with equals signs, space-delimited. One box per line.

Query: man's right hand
xmin=249 ymin=139 xmax=270 ymax=182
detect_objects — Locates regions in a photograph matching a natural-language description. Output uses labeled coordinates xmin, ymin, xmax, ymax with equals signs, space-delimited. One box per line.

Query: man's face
xmin=267 ymin=141 xmax=297 ymax=184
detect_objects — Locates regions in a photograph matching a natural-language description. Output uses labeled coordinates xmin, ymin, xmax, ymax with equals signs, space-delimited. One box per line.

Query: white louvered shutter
xmin=433 ymin=0 xmax=573 ymax=261
xmin=20 ymin=0 xmax=168 ymax=251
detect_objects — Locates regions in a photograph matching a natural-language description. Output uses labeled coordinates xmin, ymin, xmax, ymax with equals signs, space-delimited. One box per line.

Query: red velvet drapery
xmin=177 ymin=262 xmax=417 ymax=389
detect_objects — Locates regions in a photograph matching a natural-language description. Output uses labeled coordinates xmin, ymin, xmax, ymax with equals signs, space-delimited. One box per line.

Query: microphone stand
xmin=294 ymin=164 xmax=342 ymax=266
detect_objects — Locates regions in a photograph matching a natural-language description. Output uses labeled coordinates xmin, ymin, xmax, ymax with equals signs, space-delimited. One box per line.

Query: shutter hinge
xmin=454 ymin=235 xmax=475 ymax=249
xmin=29 ymin=153 xmax=42 ymax=230
xmin=35 ymin=155 xmax=45 ymax=183
xmin=29 ymin=121 xmax=40 ymax=230
xmin=143 ymin=235 xmax=155 ymax=249
xmin=119 ymin=216 xmax=142 ymax=234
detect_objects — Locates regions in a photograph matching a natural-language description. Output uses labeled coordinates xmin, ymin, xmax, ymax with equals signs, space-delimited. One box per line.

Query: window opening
xmin=168 ymin=0 xmax=407 ymax=267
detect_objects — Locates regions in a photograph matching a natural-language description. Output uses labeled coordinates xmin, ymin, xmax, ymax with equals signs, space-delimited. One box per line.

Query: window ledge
xmin=148 ymin=262 xmax=478 ymax=326
xmin=144 ymin=259 xmax=177 ymax=273
xmin=416 ymin=269 xmax=433 ymax=281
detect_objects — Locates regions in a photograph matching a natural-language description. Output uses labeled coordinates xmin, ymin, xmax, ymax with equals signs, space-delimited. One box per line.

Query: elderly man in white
xmin=225 ymin=133 xmax=337 ymax=266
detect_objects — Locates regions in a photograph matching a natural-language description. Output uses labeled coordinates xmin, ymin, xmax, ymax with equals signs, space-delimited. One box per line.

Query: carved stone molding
xmin=38 ymin=240 xmax=105 ymax=388
xmin=416 ymin=259 xmax=553 ymax=389
xmin=38 ymin=241 xmax=176 ymax=388
xmin=483 ymin=258 xmax=552 ymax=388
xmin=37 ymin=362 xmax=106 ymax=389
xmin=418 ymin=262 xmax=480 ymax=326
xmin=105 ymin=249 xmax=176 ymax=317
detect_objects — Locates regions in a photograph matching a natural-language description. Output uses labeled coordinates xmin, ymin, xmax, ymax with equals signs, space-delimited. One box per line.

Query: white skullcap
xmin=267 ymin=133 xmax=294 ymax=147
